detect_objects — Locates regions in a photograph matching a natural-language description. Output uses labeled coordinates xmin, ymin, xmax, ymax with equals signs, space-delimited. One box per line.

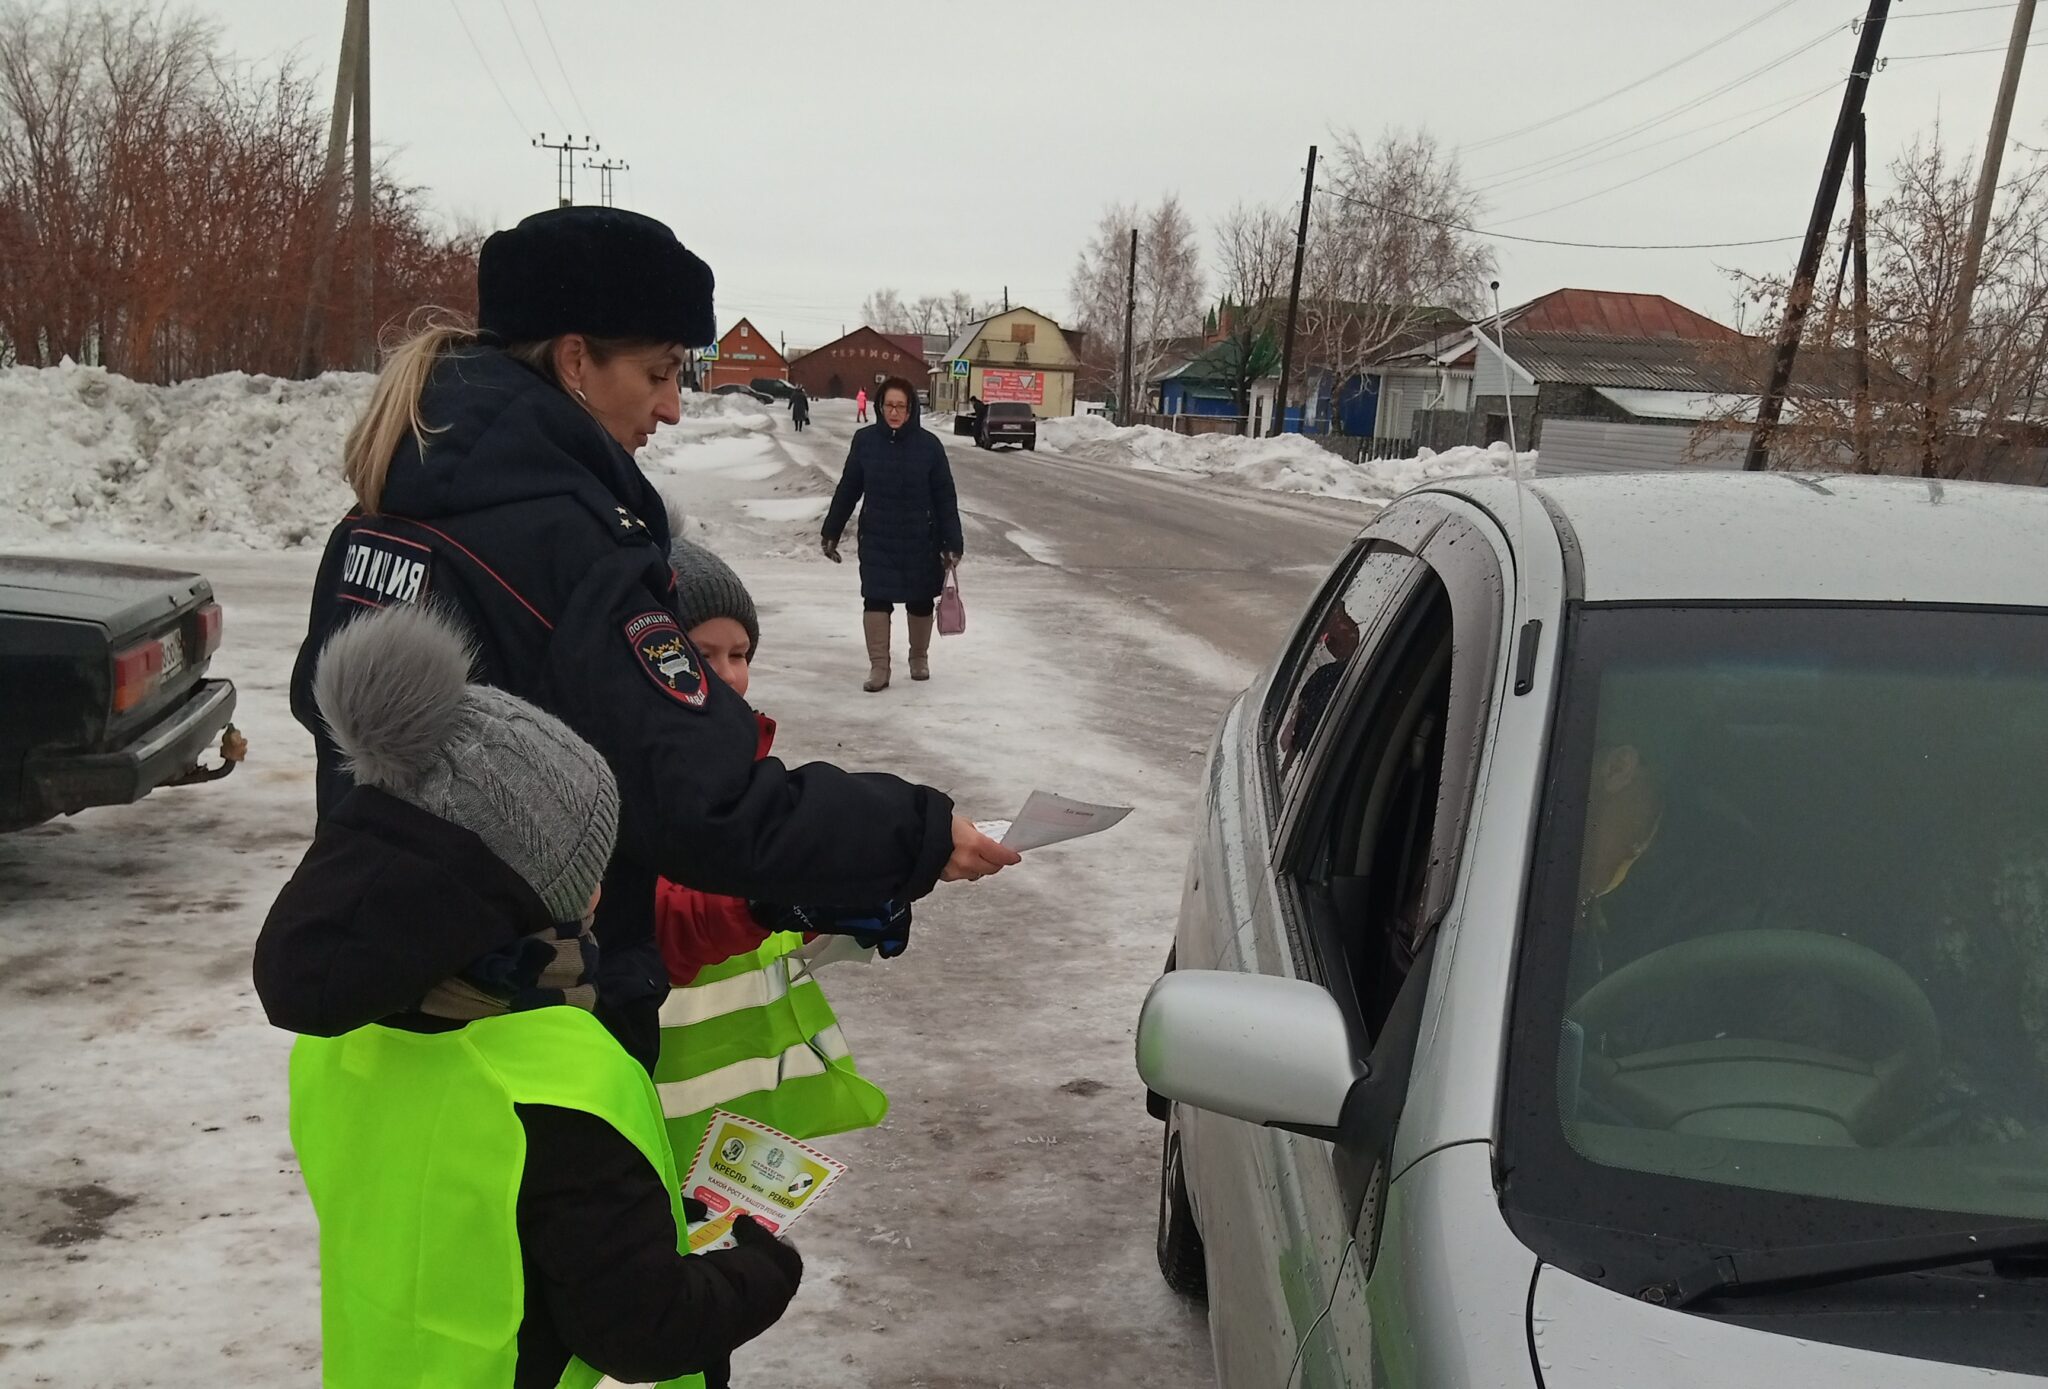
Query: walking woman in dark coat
xmin=821 ymin=377 xmax=963 ymax=691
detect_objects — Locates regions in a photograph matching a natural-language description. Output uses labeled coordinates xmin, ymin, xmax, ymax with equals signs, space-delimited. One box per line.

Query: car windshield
xmin=1502 ymin=603 xmax=2048 ymax=1285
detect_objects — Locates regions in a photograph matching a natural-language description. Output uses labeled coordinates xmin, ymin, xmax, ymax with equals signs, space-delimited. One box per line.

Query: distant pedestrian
xmin=790 ymin=387 xmax=811 ymax=432
xmin=821 ymin=377 xmax=963 ymax=691
xmin=855 ymin=387 xmax=869 ymax=422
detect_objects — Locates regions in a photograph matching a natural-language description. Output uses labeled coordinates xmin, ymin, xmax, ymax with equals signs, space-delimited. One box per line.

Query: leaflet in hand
xmin=977 ymin=791 xmax=1132 ymax=853
xmin=683 ymin=1111 xmax=846 ymax=1252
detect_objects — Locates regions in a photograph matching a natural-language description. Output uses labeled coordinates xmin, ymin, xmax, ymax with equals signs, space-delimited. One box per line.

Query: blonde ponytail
xmin=343 ymin=309 xmax=481 ymax=513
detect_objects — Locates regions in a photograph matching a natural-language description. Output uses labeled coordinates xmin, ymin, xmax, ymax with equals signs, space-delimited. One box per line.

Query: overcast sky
xmin=200 ymin=0 xmax=2042 ymax=348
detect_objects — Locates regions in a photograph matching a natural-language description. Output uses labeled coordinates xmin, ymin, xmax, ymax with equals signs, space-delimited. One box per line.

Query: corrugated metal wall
xmin=1537 ymin=419 xmax=1747 ymax=474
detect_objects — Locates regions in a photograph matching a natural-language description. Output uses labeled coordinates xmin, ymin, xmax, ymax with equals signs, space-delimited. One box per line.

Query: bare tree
xmin=1067 ymin=195 xmax=1205 ymax=413
xmin=1710 ymin=127 xmax=2048 ymax=479
xmin=1302 ymin=128 xmax=1493 ymax=429
xmin=0 ymin=0 xmax=476 ymax=380
xmin=1209 ymin=201 xmax=1293 ymax=428
xmin=860 ymin=287 xmax=910 ymax=332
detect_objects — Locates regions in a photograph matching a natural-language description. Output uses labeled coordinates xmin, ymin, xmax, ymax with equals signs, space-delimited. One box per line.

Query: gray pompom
xmin=313 ymin=604 xmax=476 ymax=794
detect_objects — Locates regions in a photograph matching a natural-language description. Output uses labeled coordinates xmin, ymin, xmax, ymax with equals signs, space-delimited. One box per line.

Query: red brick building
xmin=788 ymin=327 xmax=930 ymax=400
xmin=703 ymin=317 xmax=788 ymax=390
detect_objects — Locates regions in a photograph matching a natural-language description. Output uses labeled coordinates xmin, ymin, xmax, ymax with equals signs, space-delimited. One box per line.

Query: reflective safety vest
xmin=655 ymin=930 xmax=889 ymax=1171
xmin=289 ymin=1007 xmax=705 ymax=1389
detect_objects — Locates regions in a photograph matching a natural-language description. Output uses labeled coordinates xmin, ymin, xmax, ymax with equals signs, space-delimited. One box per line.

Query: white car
xmin=1139 ymin=472 xmax=2048 ymax=1386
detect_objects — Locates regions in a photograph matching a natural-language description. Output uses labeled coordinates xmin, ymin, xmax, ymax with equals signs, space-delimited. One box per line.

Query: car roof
xmin=1430 ymin=471 xmax=2048 ymax=607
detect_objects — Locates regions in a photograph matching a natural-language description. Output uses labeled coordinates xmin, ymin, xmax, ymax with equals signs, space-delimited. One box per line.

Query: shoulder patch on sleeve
xmin=625 ymin=610 xmax=710 ymax=708
xmin=335 ymin=528 xmax=433 ymax=610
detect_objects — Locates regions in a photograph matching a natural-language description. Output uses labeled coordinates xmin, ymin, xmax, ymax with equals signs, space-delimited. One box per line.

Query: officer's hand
xmin=682 ymin=1196 xmax=711 ymax=1224
xmin=731 ymin=1213 xmax=804 ymax=1289
xmin=942 ymin=815 xmax=1021 ymax=882
xmin=821 ymin=536 xmax=841 ymax=563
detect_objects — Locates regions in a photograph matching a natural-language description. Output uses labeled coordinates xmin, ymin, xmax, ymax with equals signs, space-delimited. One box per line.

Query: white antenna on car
xmin=1488 ymin=280 xmax=1538 ymax=695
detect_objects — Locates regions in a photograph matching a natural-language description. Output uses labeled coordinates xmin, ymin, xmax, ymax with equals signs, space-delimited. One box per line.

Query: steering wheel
xmin=1566 ymin=930 xmax=1941 ymax=1146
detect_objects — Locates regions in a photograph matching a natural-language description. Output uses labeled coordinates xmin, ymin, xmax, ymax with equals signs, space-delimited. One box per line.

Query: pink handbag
xmin=936 ymin=568 xmax=966 ymax=636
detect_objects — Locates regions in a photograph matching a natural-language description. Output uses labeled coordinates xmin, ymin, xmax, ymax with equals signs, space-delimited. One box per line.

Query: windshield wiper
xmin=1648 ymin=1224 xmax=2048 ymax=1308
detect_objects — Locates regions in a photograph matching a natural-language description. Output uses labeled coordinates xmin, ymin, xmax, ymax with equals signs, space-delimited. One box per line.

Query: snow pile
xmin=0 ymin=363 xmax=368 ymax=549
xmin=0 ymin=363 xmax=783 ymax=549
xmin=1037 ymin=414 xmax=1535 ymax=504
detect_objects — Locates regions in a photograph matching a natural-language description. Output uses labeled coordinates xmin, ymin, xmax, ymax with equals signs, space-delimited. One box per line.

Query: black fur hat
xmin=477 ymin=206 xmax=716 ymax=347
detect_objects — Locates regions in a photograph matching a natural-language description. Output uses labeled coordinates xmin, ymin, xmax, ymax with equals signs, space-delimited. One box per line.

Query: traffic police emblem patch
xmin=625 ymin=610 xmax=709 ymax=708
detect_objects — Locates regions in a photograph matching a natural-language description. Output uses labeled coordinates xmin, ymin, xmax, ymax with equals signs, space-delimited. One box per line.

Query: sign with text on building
xmin=981 ymin=369 xmax=1043 ymax=405
xmin=950 ymin=359 xmax=970 ymax=377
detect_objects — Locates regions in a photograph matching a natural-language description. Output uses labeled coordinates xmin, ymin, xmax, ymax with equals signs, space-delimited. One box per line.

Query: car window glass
xmin=1304 ymin=580 xmax=1453 ymax=1039
xmin=1269 ymin=549 xmax=1417 ymax=789
xmin=1504 ymin=605 xmax=2048 ymax=1263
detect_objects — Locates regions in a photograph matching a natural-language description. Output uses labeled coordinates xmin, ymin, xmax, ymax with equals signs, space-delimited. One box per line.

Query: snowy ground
xmin=0 ymin=386 xmax=1378 ymax=1385
xmin=1036 ymin=413 xmax=1537 ymax=506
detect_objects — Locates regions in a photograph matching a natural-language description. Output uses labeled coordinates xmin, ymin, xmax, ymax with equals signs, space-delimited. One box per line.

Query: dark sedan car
xmin=0 ymin=556 xmax=241 ymax=832
xmin=954 ymin=401 xmax=1037 ymax=451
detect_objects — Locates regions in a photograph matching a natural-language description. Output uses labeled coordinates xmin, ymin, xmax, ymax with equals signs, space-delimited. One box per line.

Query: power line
xmin=444 ymin=0 xmax=528 ymax=134
xmin=1467 ymin=18 xmax=1853 ymax=190
xmin=1472 ymin=77 xmax=1843 ymax=198
xmin=493 ymin=0 xmax=570 ymax=132
xmin=1492 ymin=82 xmax=1843 ymax=225
xmin=1888 ymin=35 xmax=2048 ymax=57
xmin=526 ymin=0 xmax=595 ymax=132
xmin=1316 ymin=186 xmax=1802 ymax=249
xmin=1463 ymin=0 xmax=1805 ymax=152
xmin=1887 ymin=1 xmax=2019 ymax=16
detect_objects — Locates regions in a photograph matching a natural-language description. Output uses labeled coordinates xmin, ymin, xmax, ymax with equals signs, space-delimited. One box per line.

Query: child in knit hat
xmin=254 ymin=604 xmax=800 ymax=1389
xmin=655 ymin=535 xmax=907 ymax=1167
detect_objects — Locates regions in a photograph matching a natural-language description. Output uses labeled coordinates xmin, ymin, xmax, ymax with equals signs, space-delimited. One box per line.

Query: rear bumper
xmin=25 ymin=678 xmax=237 ymax=818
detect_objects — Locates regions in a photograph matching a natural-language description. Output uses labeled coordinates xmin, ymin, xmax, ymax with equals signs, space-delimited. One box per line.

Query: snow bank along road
xmin=0 ymin=395 xmax=1366 ymax=1386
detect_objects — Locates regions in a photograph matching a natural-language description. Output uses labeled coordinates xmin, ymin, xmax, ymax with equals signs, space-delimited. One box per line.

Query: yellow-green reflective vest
xmin=289 ymin=1007 xmax=705 ymax=1389
xmin=655 ymin=931 xmax=889 ymax=1171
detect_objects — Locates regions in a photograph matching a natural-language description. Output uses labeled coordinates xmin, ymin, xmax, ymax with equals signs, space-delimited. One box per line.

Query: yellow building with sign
xmin=929 ymin=307 xmax=1078 ymax=418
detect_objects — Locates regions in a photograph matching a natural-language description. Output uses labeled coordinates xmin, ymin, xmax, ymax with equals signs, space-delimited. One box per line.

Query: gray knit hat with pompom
xmin=669 ymin=535 xmax=759 ymax=656
xmin=312 ymin=604 xmax=619 ymax=922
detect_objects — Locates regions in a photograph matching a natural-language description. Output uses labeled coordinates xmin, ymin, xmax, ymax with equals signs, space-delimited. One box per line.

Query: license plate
xmin=159 ymin=628 xmax=186 ymax=681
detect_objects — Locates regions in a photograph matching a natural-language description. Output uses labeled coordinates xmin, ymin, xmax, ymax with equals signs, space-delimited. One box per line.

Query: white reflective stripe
xmin=812 ymin=1023 xmax=852 ymax=1063
xmin=657 ymin=960 xmax=793 ymax=1028
xmin=658 ymin=1037 xmax=830 ymax=1119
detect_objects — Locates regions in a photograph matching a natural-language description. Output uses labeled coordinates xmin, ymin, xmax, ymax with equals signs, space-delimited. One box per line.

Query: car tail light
xmin=196 ymin=602 xmax=223 ymax=659
xmin=113 ymin=638 xmax=165 ymax=713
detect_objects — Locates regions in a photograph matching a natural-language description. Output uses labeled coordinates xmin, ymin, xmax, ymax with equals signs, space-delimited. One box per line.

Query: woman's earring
xmin=573 ymin=388 xmax=590 ymax=405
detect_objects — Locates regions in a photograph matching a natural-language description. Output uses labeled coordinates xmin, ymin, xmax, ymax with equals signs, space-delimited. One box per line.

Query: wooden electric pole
xmin=1927 ymin=0 xmax=2036 ymax=475
xmin=1852 ymin=115 xmax=1873 ymax=471
xmin=1745 ymin=0 xmax=1891 ymax=470
xmin=1273 ymin=144 xmax=1317 ymax=438
xmin=350 ymin=0 xmax=373 ymax=371
xmin=298 ymin=0 xmax=367 ymax=378
xmin=1120 ymin=227 xmax=1137 ymax=426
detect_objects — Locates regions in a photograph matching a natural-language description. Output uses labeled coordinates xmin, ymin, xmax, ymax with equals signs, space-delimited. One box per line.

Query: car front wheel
xmin=1156 ymin=1104 xmax=1207 ymax=1298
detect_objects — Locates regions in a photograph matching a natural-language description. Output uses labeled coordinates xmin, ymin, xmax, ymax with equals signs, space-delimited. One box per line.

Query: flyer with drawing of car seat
xmin=683 ymin=1111 xmax=847 ymax=1253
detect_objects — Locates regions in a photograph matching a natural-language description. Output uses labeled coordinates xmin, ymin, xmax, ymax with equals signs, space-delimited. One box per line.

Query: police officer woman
xmin=290 ymin=206 xmax=1018 ymax=1067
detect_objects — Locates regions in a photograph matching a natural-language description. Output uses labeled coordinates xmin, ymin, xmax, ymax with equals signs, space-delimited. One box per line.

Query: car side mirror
xmin=1136 ymin=971 xmax=1363 ymax=1139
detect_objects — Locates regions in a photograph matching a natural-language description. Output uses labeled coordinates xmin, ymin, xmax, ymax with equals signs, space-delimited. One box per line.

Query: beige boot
xmin=907 ymin=612 xmax=934 ymax=681
xmin=862 ymin=610 xmax=892 ymax=692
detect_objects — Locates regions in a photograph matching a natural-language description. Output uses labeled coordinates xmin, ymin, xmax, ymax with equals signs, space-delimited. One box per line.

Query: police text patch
xmin=625 ymin=611 xmax=709 ymax=708
xmin=338 ymin=530 xmax=432 ymax=609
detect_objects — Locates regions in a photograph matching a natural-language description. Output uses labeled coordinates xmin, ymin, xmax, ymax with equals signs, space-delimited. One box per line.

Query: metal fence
xmin=1311 ymin=434 xmax=1418 ymax=463
xmin=1132 ymin=412 xmax=1252 ymax=437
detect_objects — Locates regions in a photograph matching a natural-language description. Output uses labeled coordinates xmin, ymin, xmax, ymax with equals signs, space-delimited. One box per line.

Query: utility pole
xmin=1272 ymin=144 xmax=1318 ymax=438
xmin=534 ymin=133 xmax=597 ymax=206
xmin=298 ymin=0 xmax=367 ymax=378
xmin=1120 ymin=227 xmax=1138 ymax=427
xmin=584 ymin=157 xmax=629 ymax=208
xmin=1003 ymin=285 xmax=1010 ymax=313
xmin=350 ymin=0 xmax=373 ymax=371
xmin=1852 ymin=114 xmax=1873 ymax=471
xmin=1745 ymin=0 xmax=1891 ymax=470
xmin=1928 ymin=0 xmax=2036 ymax=475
